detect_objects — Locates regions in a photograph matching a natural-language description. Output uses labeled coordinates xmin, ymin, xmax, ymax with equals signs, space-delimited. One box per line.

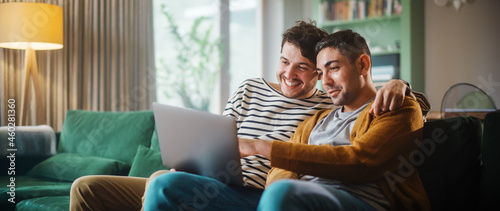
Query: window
xmin=153 ymin=0 xmax=260 ymax=113
xmin=228 ymin=0 xmax=259 ymax=95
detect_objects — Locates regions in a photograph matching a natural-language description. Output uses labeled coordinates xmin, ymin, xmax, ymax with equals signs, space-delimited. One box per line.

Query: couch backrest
xmin=58 ymin=110 xmax=155 ymax=164
xmin=418 ymin=116 xmax=482 ymax=210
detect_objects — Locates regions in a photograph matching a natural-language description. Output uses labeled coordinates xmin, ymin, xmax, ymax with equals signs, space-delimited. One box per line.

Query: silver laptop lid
xmin=152 ymin=102 xmax=244 ymax=186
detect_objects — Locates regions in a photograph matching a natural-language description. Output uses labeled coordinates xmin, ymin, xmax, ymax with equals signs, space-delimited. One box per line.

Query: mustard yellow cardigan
xmin=267 ymin=96 xmax=431 ymax=211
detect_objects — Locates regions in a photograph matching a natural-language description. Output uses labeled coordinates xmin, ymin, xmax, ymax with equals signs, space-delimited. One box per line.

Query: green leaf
xmin=157 ymin=4 xmax=222 ymax=111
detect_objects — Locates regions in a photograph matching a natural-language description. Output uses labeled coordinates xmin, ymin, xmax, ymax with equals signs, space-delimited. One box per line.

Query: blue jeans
xmin=144 ymin=172 xmax=263 ymax=211
xmin=258 ymin=180 xmax=376 ymax=211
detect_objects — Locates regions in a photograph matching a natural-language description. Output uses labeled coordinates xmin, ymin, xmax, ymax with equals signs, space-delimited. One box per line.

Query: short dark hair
xmin=315 ymin=29 xmax=371 ymax=64
xmin=281 ymin=20 xmax=328 ymax=64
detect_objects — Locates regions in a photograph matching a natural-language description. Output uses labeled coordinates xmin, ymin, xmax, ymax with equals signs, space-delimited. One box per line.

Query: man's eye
xmin=329 ymin=67 xmax=339 ymax=72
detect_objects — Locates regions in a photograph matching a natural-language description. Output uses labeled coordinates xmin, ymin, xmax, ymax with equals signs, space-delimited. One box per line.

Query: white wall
xmin=425 ymin=0 xmax=500 ymax=111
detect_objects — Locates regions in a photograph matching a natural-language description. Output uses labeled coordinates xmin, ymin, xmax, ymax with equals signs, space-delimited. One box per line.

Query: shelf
xmin=312 ymin=0 xmax=425 ymax=92
xmin=371 ymin=50 xmax=400 ymax=56
xmin=320 ymin=15 xmax=401 ymax=28
xmin=313 ymin=0 xmax=424 ymax=91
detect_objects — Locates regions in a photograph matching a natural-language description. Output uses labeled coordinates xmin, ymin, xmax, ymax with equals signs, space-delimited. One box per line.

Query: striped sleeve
xmin=223 ymin=78 xmax=334 ymax=188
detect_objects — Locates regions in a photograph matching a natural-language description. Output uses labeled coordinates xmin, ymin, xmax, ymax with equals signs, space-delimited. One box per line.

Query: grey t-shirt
xmin=304 ymin=101 xmax=390 ymax=210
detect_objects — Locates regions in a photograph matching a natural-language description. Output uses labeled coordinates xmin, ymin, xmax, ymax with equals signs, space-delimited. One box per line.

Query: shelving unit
xmin=321 ymin=14 xmax=399 ymax=27
xmin=313 ymin=0 xmax=424 ymax=91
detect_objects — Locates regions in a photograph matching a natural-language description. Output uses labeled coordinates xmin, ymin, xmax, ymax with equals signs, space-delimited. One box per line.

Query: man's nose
xmin=283 ymin=65 xmax=297 ymax=78
xmin=322 ymin=74 xmax=333 ymax=85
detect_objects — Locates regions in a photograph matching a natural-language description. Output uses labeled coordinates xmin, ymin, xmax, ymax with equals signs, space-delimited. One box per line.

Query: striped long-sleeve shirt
xmin=223 ymin=78 xmax=335 ymax=188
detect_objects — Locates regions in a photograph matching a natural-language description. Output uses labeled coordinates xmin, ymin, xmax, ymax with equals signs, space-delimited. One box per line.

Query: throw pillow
xmin=128 ymin=145 xmax=169 ymax=178
xmin=27 ymin=153 xmax=130 ymax=182
xmin=58 ymin=110 xmax=155 ymax=164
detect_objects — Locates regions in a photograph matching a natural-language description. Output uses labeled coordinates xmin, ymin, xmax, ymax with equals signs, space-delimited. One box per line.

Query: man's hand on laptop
xmin=238 ymin=138 xmax=271 ymax=158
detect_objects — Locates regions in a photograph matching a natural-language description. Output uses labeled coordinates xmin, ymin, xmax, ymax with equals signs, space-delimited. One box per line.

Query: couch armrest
xmin=481 ymin=111 xmax=500 ymax=209
xmin=0 ymin=125 xmax=57 ymax=176
xmin=418 ymin=116 xmax=482 ymax=210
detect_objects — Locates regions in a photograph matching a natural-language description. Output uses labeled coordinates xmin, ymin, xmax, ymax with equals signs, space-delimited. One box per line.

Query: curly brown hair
xmin=281 ymin=20 xmax=328 ymax=64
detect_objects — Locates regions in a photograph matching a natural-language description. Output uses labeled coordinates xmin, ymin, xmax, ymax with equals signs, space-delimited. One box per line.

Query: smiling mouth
xmin=327 ymin=89 xmax=340 ymax=97
xmin=283 ymin=79 xmax=301 ymax=87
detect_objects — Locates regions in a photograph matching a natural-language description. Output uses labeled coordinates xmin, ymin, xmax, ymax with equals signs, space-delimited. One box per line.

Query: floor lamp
xmin=0 ymin=3 xmax=63 ymax=125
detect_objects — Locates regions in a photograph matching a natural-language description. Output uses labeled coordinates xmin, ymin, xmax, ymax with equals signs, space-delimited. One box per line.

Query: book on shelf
xmin=320 ymin=0 xmax=402 ymax=22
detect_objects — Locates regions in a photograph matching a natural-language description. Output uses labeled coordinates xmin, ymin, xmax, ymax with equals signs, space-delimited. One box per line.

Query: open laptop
xmin=152 ymin=102 xmax=244 ymax=186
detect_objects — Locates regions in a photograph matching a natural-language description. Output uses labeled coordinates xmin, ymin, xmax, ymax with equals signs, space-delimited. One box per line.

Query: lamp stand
xmin=21 ymin=48 xmax=46 ymax=125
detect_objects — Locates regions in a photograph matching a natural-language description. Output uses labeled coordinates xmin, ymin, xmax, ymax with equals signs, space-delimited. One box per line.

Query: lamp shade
xmin=0 ymin=2 xmax=63 ymax=50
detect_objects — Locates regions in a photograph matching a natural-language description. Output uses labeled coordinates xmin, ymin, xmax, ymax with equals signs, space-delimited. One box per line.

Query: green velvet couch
xmin=1 ymin=110 xmax=499 ymax=210
xmin=0 ymin=110 xmax=168 ymax=211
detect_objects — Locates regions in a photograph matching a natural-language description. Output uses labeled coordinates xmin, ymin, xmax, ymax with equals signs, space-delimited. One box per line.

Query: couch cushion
xmin=129 ymin=145 xmax=168 ymax=178
xmin=418 ymin=116 xmax=482 ymax=210
xmin=27 ymin=153 xmax=130 ymax=182
xmin=16 ymin=196 xmax=69 ymax=211
xmin=0 ymin=176 xmax=72 ymax=210
xmin=58 ymin=110 xmax=155 ymax=164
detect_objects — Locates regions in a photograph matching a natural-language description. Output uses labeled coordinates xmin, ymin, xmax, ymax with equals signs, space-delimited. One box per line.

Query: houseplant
xmin=157 ymin=4 xmax=223 ymax=111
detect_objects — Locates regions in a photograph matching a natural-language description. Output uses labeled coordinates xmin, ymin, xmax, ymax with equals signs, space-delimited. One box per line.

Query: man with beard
xmin=71 ymin=22 xmax=426 ymax=211
xmin=241 ymin=30 xmax=431 ymax=211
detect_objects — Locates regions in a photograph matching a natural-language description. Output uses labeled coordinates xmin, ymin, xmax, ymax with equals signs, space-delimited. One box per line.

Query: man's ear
xmin=358 ymin=54 xmax=371 ymax=76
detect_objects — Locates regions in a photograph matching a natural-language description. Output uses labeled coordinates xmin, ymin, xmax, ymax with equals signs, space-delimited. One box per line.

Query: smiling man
xmin=273 ymin=37 xmax=319 ymax=99
xmin=72 ymin=22 xmax=421 ymax=211
xmin=142 ymin=27 xmax=429 ymax=210
xmin=241 ymin=29 xmax=431 ymax=211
